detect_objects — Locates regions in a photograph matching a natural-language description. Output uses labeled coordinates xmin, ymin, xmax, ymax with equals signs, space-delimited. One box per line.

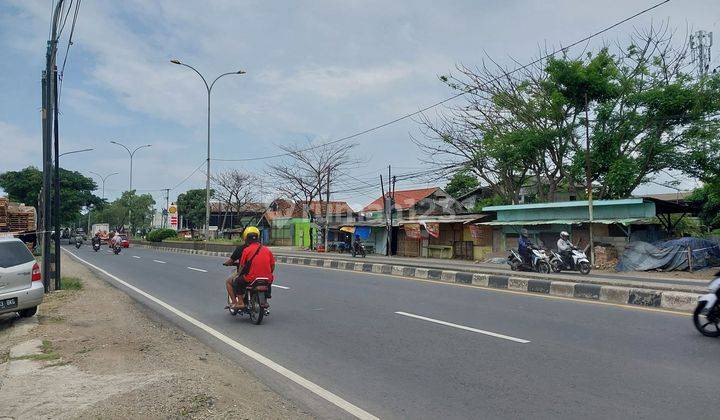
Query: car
xmin=120 ymin=233 xmax=130 ymax=248
xmin=0 ymin=237 xmax=43 ymax=318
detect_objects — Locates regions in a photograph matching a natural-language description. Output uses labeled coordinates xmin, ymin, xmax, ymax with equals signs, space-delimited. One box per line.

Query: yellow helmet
xmin=242 ymin=226 xmax=260 ymax=240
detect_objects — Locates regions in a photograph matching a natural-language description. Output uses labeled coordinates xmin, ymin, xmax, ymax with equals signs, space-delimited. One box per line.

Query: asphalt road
xmin=64 ymin=244 xmax=718 ymax=420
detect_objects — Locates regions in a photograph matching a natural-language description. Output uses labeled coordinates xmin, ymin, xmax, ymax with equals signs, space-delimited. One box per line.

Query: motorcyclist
xmin=557 ymin=231 xmax=573 ymax=267
xmin=91 ymin=232 xmax=102 ymax=247
xmin=234 ymin=227 xmax=275 ymax=310
xmin=518 ymin=228 xmax=534 ymax=265
xmin=223 ymin=229 xmax=251 ymax=310
xmin=111 ymin=231 xmax=124 ymax=249
xmin=353 ymin=234 xmax=364 ymax=254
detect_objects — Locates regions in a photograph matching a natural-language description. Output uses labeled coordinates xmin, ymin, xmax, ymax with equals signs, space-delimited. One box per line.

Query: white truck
xmin=91 ymin=223 xmax=110 ymax=242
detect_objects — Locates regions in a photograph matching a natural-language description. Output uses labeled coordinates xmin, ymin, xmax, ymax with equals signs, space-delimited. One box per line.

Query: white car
xmin=0 ymin=237 xmax=43 ymax=317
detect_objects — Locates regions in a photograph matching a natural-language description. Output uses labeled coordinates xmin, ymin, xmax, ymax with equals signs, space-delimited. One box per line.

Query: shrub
xmin=146 ymin=228 xmax=178 ymax=242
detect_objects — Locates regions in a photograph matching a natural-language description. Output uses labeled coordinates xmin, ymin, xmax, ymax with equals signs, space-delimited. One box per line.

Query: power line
xmin=211 ymin=0 xmax=670 ymax=163
xmin=58 ymin=0 xmax=81 ymax=100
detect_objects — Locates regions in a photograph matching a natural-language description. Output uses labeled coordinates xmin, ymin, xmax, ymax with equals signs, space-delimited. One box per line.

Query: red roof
xmin=295 ymin=201 xmax=354 ymax=217
xmin=362 ymin=187 xmax=438 ymax=212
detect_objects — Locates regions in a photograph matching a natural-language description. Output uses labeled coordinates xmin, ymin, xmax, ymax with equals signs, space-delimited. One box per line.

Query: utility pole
xmin=390 ymin=174 xmax=396 ymax=257
xmin=41 ymin=0 xmax=64 ymax=292
xmin=584 ymin=92 xmax=594 ymax=266
xmin=387 ymin=165 xmax=392 ymax=256
xmin=164 ymin=188 xmax=170 ymax=229
xmin=324 ymin=170 xmax=331 ymax=252
xmin=53 ymin=65 xmax=61 ymax=291
xmin=690 ymin=30 xmax=713 ymax=77
xmin=380 ymin=174 xmax=388 ymax=256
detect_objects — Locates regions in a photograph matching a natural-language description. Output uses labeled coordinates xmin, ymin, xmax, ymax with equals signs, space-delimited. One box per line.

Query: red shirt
xmin=239 ymin=243 xmax=275 ymax=283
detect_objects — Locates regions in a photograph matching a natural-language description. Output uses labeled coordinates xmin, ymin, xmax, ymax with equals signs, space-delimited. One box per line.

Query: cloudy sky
xmin=0 ymin=0 xmax=717 ymax=210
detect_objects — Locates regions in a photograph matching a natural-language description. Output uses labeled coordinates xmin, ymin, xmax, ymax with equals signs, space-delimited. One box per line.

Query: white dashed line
xmin=63 ymin=248 xmax=378 ymax=420
xmin=272 ymin=284 xmax=290 ymax=290
xmin=187 ymin=267 xmax=208 ymax=273
xmin=153 ymin=260 xmax=166 ymax=264
xmin=132 ymin=256 xmax=141 ymax=259
xmin=395 ymin=311 xmax=530 ymax=344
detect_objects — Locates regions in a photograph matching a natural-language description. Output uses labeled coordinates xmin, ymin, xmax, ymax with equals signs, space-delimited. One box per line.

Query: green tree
xmin=417 ymin=25 xmax=720 ymax=202
xmin=177 ymin=188 xmax=212 ymax=230
xmin=0 ymin=166 xmax=101 ymax=224
xmin=444 ymin=171 xmax=479 ymax=199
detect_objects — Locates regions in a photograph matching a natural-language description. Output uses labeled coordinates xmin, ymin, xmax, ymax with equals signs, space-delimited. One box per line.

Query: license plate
xmin=0 ymin=298 xmax=18 ymax=310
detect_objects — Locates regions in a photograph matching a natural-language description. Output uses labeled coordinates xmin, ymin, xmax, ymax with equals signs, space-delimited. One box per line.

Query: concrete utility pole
xmin=170 ymin=59 xmax=245 ymax=240
xmin=690 ymin=30 xmax=713 ymax=77
xmin=164 ymin=188 xmax=170 ymax=228
xmin=380 ymin=174 xmax=388 ymax=256
xmin=584 ymin=93 xmax=594 ymax=265
xmin=324 ymin=170 xmax=331 ymax=252
xmin=41 ymin=0 xmax=65 ymax=292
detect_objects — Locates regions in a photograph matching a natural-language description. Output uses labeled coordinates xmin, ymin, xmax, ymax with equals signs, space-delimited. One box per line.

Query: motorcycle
xmin=74 ymin=238 xmax=82 ymax=249
xmin=92 ymin=242 xmax=101 ymax=252
xmin=112 ymin=244 xmax=121 ymax=254
xmin=693 ymin=276 xmax=720 ymax=337
xmin=549 ymin=248 xmax=591 ymax=275
xmin=226 ymin=277 xmax=270 ymax=325
xmin=508 ymin=247 xmax=551 ymax=273
xmin=351 ymin=241 xmax=366 ymax=258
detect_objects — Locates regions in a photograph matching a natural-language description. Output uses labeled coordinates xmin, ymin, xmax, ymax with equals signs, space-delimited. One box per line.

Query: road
xmin=64 ymin=244 xmax=718 ymax=420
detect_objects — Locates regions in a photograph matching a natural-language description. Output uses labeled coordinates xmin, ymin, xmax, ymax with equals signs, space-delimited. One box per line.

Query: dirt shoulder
xmin=0 ymin=253 xmax=313 ymax=419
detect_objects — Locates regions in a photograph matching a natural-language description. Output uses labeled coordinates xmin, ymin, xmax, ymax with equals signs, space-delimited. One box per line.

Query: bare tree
xmin=211 ymin=169 xmax=258 ymax=232
xmin=267 ymin=140 xmax=358 ymax=248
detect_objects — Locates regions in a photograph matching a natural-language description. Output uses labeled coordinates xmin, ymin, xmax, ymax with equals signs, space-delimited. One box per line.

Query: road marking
xmin=132 ymin=256 xmax=141 ymax=259
xmin=272 ymin=284 xmax=290 ymax=289
xmin=62 ymin=248 xmax=377 ymax=420
xmin=187 ymin=267 xmax=208 ymax=273
xmin=395 ymin=311 xmax=530 ymax=344
xmin=153 ymin=260 xmax=166 ymax=264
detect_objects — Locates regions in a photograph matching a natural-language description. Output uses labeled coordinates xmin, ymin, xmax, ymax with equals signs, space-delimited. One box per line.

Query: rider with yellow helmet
xmin=223 ymin=226 xmax=267 ymax=310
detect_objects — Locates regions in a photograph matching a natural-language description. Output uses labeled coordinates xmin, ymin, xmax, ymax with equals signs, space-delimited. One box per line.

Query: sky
xmin=0 ymin=0 xmax=718 ymax=211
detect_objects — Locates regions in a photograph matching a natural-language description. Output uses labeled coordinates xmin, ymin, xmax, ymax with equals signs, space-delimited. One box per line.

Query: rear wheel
xmin=509 ymin=260 xmax=519 ymax=271
xmin=537 ymin=261 xmax=550 ymax=274
xmin=578 ymin=261 xmax=591 ymax=275
xmin=693 ymin=301 xmax=720 ymax=337
xmin=249 ymin=293 xmax=264 ymax=325
xmin=19 ymin=306 xmax=37 ymax=318
xmin=551 ymin=260 xmax=562 ymax=273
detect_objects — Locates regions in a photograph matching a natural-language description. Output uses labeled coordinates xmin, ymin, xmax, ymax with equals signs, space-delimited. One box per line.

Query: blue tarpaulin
xmin=354 ymin=226 xmax=372 ymax=239
xmin=616 ymin=237 xmax=720 ymax=272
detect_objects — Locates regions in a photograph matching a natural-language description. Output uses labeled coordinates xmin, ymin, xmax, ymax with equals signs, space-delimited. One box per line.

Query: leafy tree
xmin=444 ymin=171 xmax=479 ymax=199
xmin=0 ymin=166 xmax=101 ymax=224
xmin=93 ymin=191 xmax=155 ymax=231
xmin=177 ymin=188 xmax=211 ymax=230
xmin=416 ymin=25 xmax=720 ymax=203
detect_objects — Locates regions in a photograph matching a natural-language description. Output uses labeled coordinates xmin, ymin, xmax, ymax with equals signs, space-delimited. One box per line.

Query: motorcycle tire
xmin=249 ymin=293 xmax=264 ymax=325
xmin=578 ymin=261 xmax=591 ymax=275
xmin=537 ymin=261 xmax=551 ymax=274
xmin=509 ymin=260 xmax=519 ymax=271
xmin=693 ymin=301 xmax=720 ymax=337
xmin=551 ymin=260 xmax=562 ymax=273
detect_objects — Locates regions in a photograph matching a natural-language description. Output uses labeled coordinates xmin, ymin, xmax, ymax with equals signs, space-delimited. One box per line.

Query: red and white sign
xmin=169 ymin=202 xmax=178 ymax=230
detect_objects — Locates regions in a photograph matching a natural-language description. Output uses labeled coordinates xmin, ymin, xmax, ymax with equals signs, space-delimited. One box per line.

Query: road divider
xmin=395 ymin=311 xmax=530 ymax=343
xmin=132 ymin=244 xmax=700 ymax=313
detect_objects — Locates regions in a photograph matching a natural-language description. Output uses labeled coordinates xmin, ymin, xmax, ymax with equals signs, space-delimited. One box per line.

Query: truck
xmin=91 ymin=223 xmax=110 ymax=242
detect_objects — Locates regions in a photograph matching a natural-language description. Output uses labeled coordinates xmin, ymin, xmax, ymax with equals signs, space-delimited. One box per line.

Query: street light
xmin=53 ymin=146 xmax=93 ymax=291
xmin=171 ymin=58 xmax=245 ymax=239
xmin=110 ymin=140 xmax=151 ymax=191
xmin=89 ymin=171 xmax=119 ymax=200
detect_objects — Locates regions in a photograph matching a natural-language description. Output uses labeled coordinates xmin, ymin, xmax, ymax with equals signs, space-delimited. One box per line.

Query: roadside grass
xmin=10 ymin=340 xmax=61 ymax=362
xmin=60 ymin=277 xmax=83 ymax=290
xmin=0 ymin=350 xmax=8 ymax=364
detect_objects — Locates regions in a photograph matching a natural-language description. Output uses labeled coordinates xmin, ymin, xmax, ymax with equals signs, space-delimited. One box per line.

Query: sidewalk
xmin=0 ymin=254 xmax=313 ymax=419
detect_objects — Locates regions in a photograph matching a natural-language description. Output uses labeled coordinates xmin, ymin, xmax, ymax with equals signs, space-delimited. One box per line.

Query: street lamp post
xmin=53 ymin=147 xmax=93 ymax=291
xmin=171 ymin=59 xmax=245 ymax=239
xmin=110 ymin=141 xmax=151 ymax=192
xmin=89 ymin=171 xmax=119 ymax=201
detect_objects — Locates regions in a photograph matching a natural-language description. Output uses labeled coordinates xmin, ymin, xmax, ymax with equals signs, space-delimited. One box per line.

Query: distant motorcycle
xmin=74 ymin=238 xmax=82 ymax=249
xmin=92 ymin=242 xmax=101 ymax=252
xmin=351 ymin=241 xmax=366 ymax=258
xmin=549 ymin=248 xmax=591 ymax=275
xmin=693 ymin=276 xmax=720 ymax=337
xmin=112 ymin=244 xmax=121 ymax=254
xmin=508 ymin=247 xmax=550 ymax=274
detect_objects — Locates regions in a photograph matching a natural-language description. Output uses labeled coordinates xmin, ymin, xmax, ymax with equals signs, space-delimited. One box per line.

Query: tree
xmin=211 ymin=170 xmax=258 ymax=231
xmin=177 ymin=188 xmax=211 ymax=232
xmin=95 ymin=191 xmax=155 ymax=231
xmin=0 ymin=166 xmax=101 ymax=224
xmin=415 ymin=25 xmax=720 ymax=203
xmin=444 ymin=171 xmax=479 ymax=199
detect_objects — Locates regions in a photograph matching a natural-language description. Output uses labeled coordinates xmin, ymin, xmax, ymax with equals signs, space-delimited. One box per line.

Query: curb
xmin=134 ymin=244 xmax=699 ymax=312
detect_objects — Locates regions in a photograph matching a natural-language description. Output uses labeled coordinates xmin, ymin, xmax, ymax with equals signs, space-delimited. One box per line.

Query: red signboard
xmin=423 ymin=222 xmax=440 ymax=238
xmin=170 ymin=215 xmax=178 ymax=228
xmin=404 ymin=223 xmax=422 ymax=240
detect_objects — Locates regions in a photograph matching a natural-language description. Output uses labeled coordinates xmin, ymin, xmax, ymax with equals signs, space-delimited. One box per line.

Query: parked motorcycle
xmin=508 ymin=247 xmax=551 ymax=273
xmin=351 ymin=241 xmax=366 ymax=258
xmin=226 ymin=277 xmax=270 ymax=325
xmin=693 ymin=275 xmax=720 ymax=337
xmin=549 ymin=248 xmax=591 ymax=275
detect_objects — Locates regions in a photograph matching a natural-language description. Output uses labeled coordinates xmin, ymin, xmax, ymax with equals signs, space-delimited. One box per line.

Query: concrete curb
xmin=134 ymin=244 xmax=699 ymax=312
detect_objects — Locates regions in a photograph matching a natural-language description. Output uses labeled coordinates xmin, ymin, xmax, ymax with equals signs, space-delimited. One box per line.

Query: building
xmin=260 ymin=199 xmax=355 ymax=247
xmin=362 ymin=187 xmax=467 ymax=219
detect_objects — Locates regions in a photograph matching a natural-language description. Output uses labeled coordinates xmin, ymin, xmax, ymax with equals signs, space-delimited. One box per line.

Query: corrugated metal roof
xmin=483 ymin=198 xmax=644 ymax=212
xmin=480 ymin=218 xmax=644 ymax=226
xmin=363 ymin=187 xmax=438 ymax=212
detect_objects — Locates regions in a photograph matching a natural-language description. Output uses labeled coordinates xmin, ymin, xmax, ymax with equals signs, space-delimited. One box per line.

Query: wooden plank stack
xmin=0 ymin=198 xmax=36 ymax=233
